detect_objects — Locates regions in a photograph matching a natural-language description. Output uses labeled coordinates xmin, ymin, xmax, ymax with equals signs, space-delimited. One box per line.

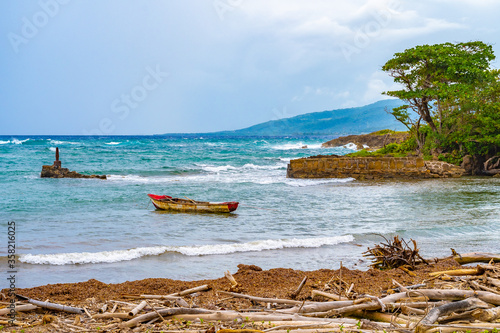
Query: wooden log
xmin=169 ymin=284 xmax=210 ymax=296
xmin=120 ymin=308 xmax=212 ymax=328
xmin=98 ymin=303 xmax=108 ymax=313
xmin=0 ymin=304 xmax=37 ymax=315
xmin=17 ymin=296 xmax=84 ymax=314
xmin=324 ymin=291 xmax=409 ymax=316
xmin=453 ymin=252 xmax=500 ymax=265
xmin=470 ymin=280 xmax=500 ymax=294
xmin=416 ymin=289 xmax=500 ymax=305
xmin=487 ymin=277 xmax=500 ymax=288
xmin=351 ymin=310 xmax=409 ymax=325
xmin=0 ymin=320 xmax=26 ymax=326
xmin=93 ymin=312 xmax=132 ymax=320
xmin=429 ymin=267 xmax=485 ymax=277
xmin=128 ymin=300 xmax=147 ymax=316
xmin=160 ymin=311 xmax=360 ymax=325
xmin=311 ymin=290 xmax=341 ymax=301
xmin=471 ymin=306 xmax=500 ymax=321
xmin=224 ymin=270 xmax=239 ymax=288
xmin=415 ymin=297 xmax=490 ymax=333
xmin=218 ymin=291 xmax=309 ymax=305
xmin=290 ymin=276 xmax=308 ymax=299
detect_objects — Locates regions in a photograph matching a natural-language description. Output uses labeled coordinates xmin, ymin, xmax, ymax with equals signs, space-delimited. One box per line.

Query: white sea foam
xmin=286 ymin=178 xmax=355 ymax=187
xmin=199 ymin=163 xmax=286 ymax=173
xmin=49 ymin=147 xmax=57 ymax=152
xmin=105 ymin=142 xmax=121 ymax=145
xmin=49 ymin=139 xmax=78 ymax=145
xmin=19 ymin=235 xmax=354 ymax=265
xmin=11 ymin=138 xmax=30 ymax=144
xmin=0 ymin=140 xmax=10 ymax=144
xmin=271 ymin=143 xmax=323 ymax=150
xmin=342 ymin=143 xmax=359 ymax=150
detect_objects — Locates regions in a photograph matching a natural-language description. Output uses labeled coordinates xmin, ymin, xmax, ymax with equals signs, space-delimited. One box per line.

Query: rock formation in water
xmin=41 ymin=147 xmax=106 ymax=179
xmin=322 ymin=130 xmax=409 ymax=150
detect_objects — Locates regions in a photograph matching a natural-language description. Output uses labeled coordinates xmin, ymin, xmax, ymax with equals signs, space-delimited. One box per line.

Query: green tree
xmin=382 ymin=41 xmax=496 ymax=150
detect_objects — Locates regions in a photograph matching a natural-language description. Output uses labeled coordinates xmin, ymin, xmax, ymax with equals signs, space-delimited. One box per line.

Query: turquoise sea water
xmin=1 ymin=135 xmax=499 ymax=288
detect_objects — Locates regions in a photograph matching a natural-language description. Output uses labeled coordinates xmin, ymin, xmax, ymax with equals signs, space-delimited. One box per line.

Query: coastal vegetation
xmin=378 ymin=41 xmax=500 ymax=172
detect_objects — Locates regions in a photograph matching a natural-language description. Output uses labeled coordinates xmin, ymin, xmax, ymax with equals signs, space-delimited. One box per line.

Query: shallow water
xmin=0 ymin=135 xmax=499 ymax=287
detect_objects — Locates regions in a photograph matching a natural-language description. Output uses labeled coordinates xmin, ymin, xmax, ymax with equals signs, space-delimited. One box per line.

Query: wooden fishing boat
xmin=148 ymin=194 xmax=239 ymax=213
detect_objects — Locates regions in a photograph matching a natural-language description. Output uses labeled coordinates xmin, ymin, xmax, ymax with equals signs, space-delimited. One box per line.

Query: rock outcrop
xmin=41 ymin=148 xmax=106 ymax=179
xmin=287 ymin=156 xmax=464 ymax=180
xmin=322 ymin=130 xmax=409 ymax=150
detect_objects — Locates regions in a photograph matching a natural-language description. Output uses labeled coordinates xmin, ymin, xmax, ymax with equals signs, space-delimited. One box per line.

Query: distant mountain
xmin=212 ymin=99 xmax=406 ymax=136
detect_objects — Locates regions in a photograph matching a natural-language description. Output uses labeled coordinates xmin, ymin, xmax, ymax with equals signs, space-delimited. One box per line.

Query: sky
xmin=1 ymin=0 xmax=499 ymax=135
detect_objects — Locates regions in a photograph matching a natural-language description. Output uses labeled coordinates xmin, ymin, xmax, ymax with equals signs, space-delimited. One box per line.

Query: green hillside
xmin=214 ymin=99 xmax=406 ymax=136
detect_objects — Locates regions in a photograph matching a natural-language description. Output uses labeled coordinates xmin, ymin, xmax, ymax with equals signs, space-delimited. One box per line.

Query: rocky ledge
xmin=41 ymin=148 xmax=106 ymax=179
xmin=287 ymin=156 xmax=464 ymax=180
xmin=41 ymin=165 xmax=107 ymax=179
xmin=322 ymin=130 xmax=409 ymax=150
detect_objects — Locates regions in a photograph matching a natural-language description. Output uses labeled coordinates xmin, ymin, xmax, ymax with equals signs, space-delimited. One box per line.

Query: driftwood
xmin=169 ymin=284 xmax=210 ymax=296
xmin=363 ymin=235 xmax=427 ymax=269
xmin=224 ymin=270 xmax=239 ymax=289
xmin=429 ymin=267 xmax=485 ymax=277
xmin=16 ymin=295 xmax=84 ymax=314
xmin=219 ymin=291 xmax=309 ymax=305
xmin=128 ymin=300 xmax=147 ymax=316
xmin=472 ymin=306 xmax=500 ymax=321
xmin=290 ymin=276 xmax=308 ymax=299
xmin=415 ymin=297 xmax=490 ymax=333
xmin=452 ymin=251 xmax=500 ymax=264
xmin=0 ymin=304 xmax=37 ymax=315
xmin=120 ymin=308 xmax=212 ymax=328
xmin=311 ymin=290 xmax=341 ymax=301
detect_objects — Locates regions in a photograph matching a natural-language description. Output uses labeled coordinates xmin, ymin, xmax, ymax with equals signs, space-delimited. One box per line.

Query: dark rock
xmin=41 ymin=147 xmax=106 ymax=179
xmin=41 ymin=165 xmax=106 ymax=179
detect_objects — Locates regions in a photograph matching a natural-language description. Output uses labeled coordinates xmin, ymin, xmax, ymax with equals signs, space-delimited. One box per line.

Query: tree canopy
xmin=382 ymin=41 xmax=499 ymax=162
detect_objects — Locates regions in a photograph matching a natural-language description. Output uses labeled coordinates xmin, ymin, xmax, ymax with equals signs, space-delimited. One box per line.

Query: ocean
xmin=1 ymin=135 xmax=499 ymax=288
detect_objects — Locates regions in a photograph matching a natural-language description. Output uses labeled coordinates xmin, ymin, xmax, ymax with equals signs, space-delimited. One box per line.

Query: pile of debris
xmin=2 ymin=242 xmax=500 ymax=332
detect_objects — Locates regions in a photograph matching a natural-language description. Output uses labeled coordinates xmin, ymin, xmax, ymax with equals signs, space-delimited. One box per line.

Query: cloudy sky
xmin=1 ymin=0 xmax=499 ymax=135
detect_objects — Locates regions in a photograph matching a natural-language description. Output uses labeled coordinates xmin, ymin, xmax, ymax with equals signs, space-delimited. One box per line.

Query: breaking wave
xmin=19 ymin=235 xmax=354 ymax=265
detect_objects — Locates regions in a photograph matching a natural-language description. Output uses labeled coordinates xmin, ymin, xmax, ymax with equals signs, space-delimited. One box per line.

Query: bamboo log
xmin=98 ymin=303 xmax=108 ymax=313
xmin=124 ymin=294 xmax=190 ymax=307
xmin=169 ymin=284 xmax=210 ymax=296
xmin=20 ymin=297 xmax=84 ymax=314
xmin=290 ymin=276 xmax=308 ymax=299
xmin=311 ymin=290 xmax=341 ymax=301
xmin=322 ymin=291 xmax=408 ymax=316
xmin=128 ymin=300 xmax=148 ymax=316
xmin=415 ymin=297 xmax=490 ymax=333
xmin=218 ymin=291 xmax=309 ymax=305
xmin=159 ymin=311 xmax=360 ymax=325
xmin=93 ymin=312 xmax=132 ymax=319
xmin=121 ymin=308 xmax=212 ymax=328
xmin=453 ymin=252 xmax=500 ymax=265
xmin=471 ymin=306 xmax=500 ymax=321
xmin=0 ymin=304 xmax=37 ymax=315
xmin=429 ymin=267 xmax=485 ymax=277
